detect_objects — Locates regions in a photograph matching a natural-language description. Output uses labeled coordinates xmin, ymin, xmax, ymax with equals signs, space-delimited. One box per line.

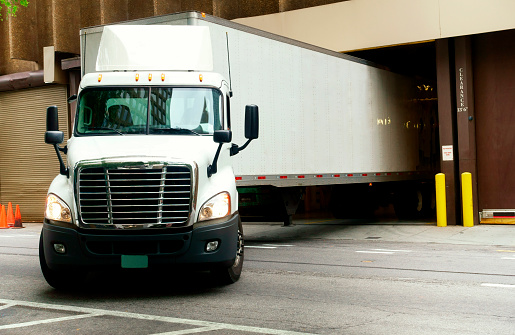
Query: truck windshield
xmin=76 ymin=87 xmax=222 ymax=135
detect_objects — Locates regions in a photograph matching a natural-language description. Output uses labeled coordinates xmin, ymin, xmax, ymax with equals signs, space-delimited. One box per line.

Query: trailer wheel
xmin=211 ymin=218 xmax=244 ymax=285
xmin=394 ymin=185 xmax=433 ymax=219
xmin=39 ymin=232 xmax=86 ymax=290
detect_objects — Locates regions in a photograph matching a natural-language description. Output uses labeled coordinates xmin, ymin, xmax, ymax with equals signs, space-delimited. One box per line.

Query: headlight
xmin=45 ymin=194 xmax=72 ymax=223
xmin=198 ymin=192 xmax=231 ymax=222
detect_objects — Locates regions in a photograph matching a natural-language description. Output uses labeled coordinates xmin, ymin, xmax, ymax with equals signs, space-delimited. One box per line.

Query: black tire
xmin=211 ymin=218 xmax=244 ymax=285
xmin=39 ymin=232 xmax=87 ymax=290
xmin=394 ymin=184 xmax=435 ymax=220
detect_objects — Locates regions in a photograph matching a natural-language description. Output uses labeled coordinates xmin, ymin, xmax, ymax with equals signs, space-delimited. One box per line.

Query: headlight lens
xmin=198 ymin=192 xmax=231 ymax=222
xmin=45 ymin=194 xmax=72 ymax=223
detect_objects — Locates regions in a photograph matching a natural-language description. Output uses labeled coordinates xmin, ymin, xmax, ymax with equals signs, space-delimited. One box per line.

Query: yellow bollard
xmin=435 ymin=173 xmax=447 ymax=227
xmin=462 ymin=172 xmax=474 ymax=227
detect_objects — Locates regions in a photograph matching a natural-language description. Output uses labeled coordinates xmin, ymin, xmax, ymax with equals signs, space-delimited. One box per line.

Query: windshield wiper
xmin=87 ymin=127 xmax=125 ymax=135
xmin=151 ymin=127 xmax=201 ymax=136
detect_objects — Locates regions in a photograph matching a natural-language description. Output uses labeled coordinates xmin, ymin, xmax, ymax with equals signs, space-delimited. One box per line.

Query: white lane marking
xmin=246 ymin=246 xmax=277 ymax=249
xmin=150 ymin=326 xmax=225 ymax=335
xmin=0 ymin=235 xmax=38 ymax=238
xmin=0 ymin=299 xmax=313 ymax=335
xmin=0 ymin=313 xmax=103 ymax=330
xmin=371 ymin=249 xmax=412 ymax=253
xmin=263 ymin=244 xmax=295 ymax=247
xmin=501 ymin=257 xmax=515 ymax=260
xmin=0 ymin=303 xmax=15 ymax=311
xmin=356 ymin=251 xmax=394 ymax=254
xmin=481 ymin=283 xmax=515 ymax=288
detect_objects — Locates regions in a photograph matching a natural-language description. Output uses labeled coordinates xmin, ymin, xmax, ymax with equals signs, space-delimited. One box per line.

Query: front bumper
xmin=41 ymin=213 xmax=240 ymax=271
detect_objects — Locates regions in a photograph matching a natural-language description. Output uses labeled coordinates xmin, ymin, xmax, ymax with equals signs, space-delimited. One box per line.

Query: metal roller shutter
xmin=0 ymin=85 xmax=69 ymax=221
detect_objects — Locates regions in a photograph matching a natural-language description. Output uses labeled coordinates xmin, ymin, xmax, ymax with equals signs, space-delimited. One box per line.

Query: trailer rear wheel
xmin=211 ymin=218 xmax=244 ymax=285
xmin=39 ymin=232 xmax=87 ymax=290
xmin=394 ymin=184 xmax=434 ymax=219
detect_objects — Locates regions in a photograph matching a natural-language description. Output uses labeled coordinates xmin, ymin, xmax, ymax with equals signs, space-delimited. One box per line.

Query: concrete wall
xmin=235 ymin=0 xmax=515 ymax=52
xmin=0 ymin=0 xmax=348 ymax=76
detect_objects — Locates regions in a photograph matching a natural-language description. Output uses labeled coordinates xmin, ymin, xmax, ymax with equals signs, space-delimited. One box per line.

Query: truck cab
xmin=40 ymin=25 xmax=258 ymax=289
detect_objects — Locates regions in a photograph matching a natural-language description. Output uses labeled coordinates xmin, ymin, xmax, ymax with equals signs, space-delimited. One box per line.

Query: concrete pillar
xmin=153 ymin=0 xmax=182 ymax=16
xmin=100 ymin=0 xmax=129 ymax=25
xmin=128 ymin=0 xmax=154 ymax=20
xmin=52 ymin=0 xmax=81 ymax=54
xmin=435 ymin=38 xmax=459 ymax=225
xmin=454 ymin=36 xmax=479 ymax=226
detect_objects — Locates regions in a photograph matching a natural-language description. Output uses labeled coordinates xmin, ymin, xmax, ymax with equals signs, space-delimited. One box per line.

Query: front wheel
xmin=39 ymin=232 xmax=87 ymax=290
xmin=211 ymin=218 xmax=244 ymax=285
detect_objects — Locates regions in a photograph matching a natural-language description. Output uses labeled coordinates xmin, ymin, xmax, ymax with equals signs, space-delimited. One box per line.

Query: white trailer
xmin=80 ymin=11 xmax=436 ymax=222
xmin=41 ymin=12 xmax=435 ymax=289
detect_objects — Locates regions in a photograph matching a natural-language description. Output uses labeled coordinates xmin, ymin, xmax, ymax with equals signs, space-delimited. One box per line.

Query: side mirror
xmin=45 ymin=106 xmax=64 ymax=144
xmin=213 ymin=130 xmax=232 ymax=144
xmin=244 ymin=105 xmax=259 ymax=140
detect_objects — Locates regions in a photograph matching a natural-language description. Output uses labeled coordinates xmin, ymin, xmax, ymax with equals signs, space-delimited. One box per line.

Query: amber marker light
xmin=161 ymin=73 xmax=165 ymax=81
xmin=199 ymin=74 xmax=203 ymax=82
xmin=98 ymin=74 xmax=102 ymax=82
xmin=148 ymin=73 xmax=152 ymax=81
xmin=201 ymin=12 xmax=206 ymax=18
xmin=135 ymin=73 xmax=140 ymax=82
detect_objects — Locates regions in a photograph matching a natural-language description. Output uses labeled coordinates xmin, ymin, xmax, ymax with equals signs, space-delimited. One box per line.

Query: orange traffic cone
xmin=12 ymin=205 xmax=24 ymax=229
xmin=0 ymin=205 xmax=8 ymax=229
xmin=6 ymin=202 xmax=14 ymax=227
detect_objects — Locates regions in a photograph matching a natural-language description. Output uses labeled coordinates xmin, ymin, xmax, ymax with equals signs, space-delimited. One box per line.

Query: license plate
xmin=121 ymin=255 xmax=148 ymax=268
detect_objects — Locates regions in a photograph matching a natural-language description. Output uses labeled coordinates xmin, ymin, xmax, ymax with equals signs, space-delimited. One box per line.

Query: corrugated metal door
xmin=473 ymin=30 xmax=515 ymax=215
xmin=0 ymin=85 xmax=68 ymax=221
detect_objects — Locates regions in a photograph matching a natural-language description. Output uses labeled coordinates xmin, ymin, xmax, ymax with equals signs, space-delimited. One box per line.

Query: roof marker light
xmin=161 ymin=73 xmax=165 ymax=81
xmin=201 ymin=12 xmax=206 ymax=18
xmin=148 ymin=73 xmax=152 ymax=81
xmin=98 ymin=74 xmax=102 ymax=82
xmin=135 ymin=73 xmax=140 ymax=82
xmin=199 ymin=74 xmax=203 ymax=82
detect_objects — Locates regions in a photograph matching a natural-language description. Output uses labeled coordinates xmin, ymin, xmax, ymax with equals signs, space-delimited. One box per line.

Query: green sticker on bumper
xmin=121 ymin=255 xmax=148 ymax=268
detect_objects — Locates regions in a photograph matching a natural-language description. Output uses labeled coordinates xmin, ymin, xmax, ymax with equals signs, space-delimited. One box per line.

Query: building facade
xmin=1 ymin=0 xmax=514 ymax=223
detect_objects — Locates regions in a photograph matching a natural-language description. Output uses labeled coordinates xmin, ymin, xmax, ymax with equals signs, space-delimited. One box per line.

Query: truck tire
xmin=394 ymin=184 xmax=434 ymax=219
xmin=211 ymin=218 xmax=244 ymax=285
xmin=39 ymin=232 xmax=87 ymax=290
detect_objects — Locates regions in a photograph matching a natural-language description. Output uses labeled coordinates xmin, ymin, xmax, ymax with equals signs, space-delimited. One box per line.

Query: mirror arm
xmin=58 ymin=145 xmax=68 ymax=154
xmin=207 ymin=143 xmax=224 ymax=178
xmin=230 ymin=139 xmax=253 ymax=156
xmin=53 ymin=144 xmax=69 ymax=177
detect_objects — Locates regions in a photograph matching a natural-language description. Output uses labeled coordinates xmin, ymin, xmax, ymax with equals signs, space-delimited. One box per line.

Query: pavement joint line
xmin=0 ymin=299 xmax=314 ymax=335
xmin=481 ymin=283 xmax=515 ymax=288
xmin=371 ymin=249 xmax=412 ymax=252
xmin=356 ymin=251 xmax=394 ymax=254
xmin=263 ymin=244 xmax=295 ymax=247
xmin=0 ymin=313 xmax=103 ymax=330
xmin=149 ymin=326 xmax=226 ymax=335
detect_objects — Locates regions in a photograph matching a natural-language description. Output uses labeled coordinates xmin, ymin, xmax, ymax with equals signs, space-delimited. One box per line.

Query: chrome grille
xmin=78 ymin=165 xmax=191 ymax=226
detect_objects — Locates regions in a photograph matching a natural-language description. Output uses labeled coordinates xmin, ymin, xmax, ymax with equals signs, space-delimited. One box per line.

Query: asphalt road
xmin=0 ymin=220 xmax=514 ymax=334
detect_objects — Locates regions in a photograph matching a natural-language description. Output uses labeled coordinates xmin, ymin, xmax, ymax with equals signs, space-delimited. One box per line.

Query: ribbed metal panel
xmin=0 ymin=85 xmax=68 ymax=221
xmin=78 ymin=165 xmax=191 ymax=226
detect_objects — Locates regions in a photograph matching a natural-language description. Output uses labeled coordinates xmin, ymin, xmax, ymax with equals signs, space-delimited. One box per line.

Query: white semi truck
xmin=41 ymin=12 xmax=436 ymax=289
